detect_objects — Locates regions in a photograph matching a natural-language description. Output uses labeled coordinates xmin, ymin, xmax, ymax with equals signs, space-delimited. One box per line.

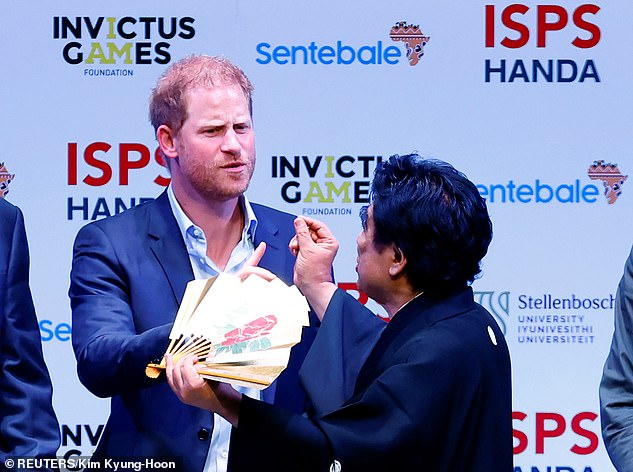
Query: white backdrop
xmin=1 ymin=1 xmax=631 ymax=470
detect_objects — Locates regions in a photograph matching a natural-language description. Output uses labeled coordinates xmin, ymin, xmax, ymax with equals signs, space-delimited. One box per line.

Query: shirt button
xmin=197 ymin=428 xmax=210 ymax=441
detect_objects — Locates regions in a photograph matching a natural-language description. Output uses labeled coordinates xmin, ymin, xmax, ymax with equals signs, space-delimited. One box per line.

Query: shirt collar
xmin=167 ymin=185 xmax=258 ymax=244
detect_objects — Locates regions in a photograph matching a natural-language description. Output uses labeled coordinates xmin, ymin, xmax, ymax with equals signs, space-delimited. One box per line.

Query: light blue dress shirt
xmin=167 ymin=185 xmax=260 ymax=472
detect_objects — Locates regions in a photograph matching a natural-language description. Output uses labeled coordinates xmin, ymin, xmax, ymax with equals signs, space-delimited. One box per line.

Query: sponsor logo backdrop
xmin=2 ymin=1 xmax=631 ymax=470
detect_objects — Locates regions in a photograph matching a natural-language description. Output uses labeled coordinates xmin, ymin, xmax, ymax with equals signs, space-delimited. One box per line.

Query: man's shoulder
xmin=0 ymin=198 xmax=19 ymax=220
xmin=76 ymin=194 xmax=164 ymax=238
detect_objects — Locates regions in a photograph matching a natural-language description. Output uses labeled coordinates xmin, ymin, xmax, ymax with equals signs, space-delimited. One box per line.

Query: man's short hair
xmin=368 ymin=153 xmax=493 ymax=295
xmin=149 ymin=54 xmax=254 ymax=134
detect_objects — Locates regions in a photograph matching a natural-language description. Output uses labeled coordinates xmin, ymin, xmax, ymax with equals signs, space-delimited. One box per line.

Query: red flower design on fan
xmin=221 ymin=315 xmax=278 ymax=346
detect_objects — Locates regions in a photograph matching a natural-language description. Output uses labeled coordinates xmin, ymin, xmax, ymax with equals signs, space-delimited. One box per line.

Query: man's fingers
xmin=288 ymin=235 xmax=299 ymax=256
xmin=165 ymin=354 xmax=183 ymax=393
xmin=237 ymin=266 xmax=277 ymax=282
xmin=293 ymin=217 xmax=314 ymax=246
xmin=244 ymin=242 xmax=266 ymax=267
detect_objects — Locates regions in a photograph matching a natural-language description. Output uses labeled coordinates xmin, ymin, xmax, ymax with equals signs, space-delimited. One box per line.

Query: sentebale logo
xmin=587 ymin=160 xmax=628 ymax=204
xmin=255 ymin=21 xmax=430 ymax=66
xmin=389 ymin=21 xmax=430 ymax=66
xmin=0 ymin=163 xmax=15 ymax=198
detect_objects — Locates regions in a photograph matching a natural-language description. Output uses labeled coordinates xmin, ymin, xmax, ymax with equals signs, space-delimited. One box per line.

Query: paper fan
xmin=146 ymin=273 xmax=310 ymax=389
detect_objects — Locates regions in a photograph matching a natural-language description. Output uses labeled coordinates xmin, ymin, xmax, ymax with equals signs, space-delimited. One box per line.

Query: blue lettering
xmin=558 ymin=59 xmax=578 ymax=83
xmin=513 ymin=467 xmax=593 ymax=472
xmin=318 ymin=45 xmax=335 ymax=64
xmin=485 ymin=59 xmax=505 ymax=82
xmin=516 ymin=184 xmax=534 ymax=203
xmin=255 ymin=42 xmax=272 ymax=64
xmin=337 ymin=41 xmax=355 ymax=65
xmin=56 ymin=322 xmax=72 ymax=342
xmin=273 ymin=45 xmax=291 ymax=64
xmin=39 ymin=320 xmax=72 ymax=342
xmin=535 ymin=180 xmax=553 ymax=203
xmin=582 ymin=184 xmax=599 ymax=202
xmin=477 ymin=180 xmax=602 ymax=204
xmin=256 ymin=40 xmax=404 ymax=65
xmin=40 ymin=319 xmax=54 ymax=342
xmin=485 ymin=59 xmax=600 ymax=83
xmin=358 ymin=44 xmax=377 ymax=65
xmin=580 ymin=60 xmax=600 ymax=82
xmin=384 ymin=46 xmax=401 ymax=64
xmin=509 ymin=60 xmax=529 ymax=82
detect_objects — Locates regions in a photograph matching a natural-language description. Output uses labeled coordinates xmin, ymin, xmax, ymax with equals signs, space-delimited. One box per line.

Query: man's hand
xmin=165 ymin=354 xmax=242 ymax=427
xmin=237 ymin=241 xmax=278 ymax=282
xmin=289 ymin=216 xmax=338 ymax=320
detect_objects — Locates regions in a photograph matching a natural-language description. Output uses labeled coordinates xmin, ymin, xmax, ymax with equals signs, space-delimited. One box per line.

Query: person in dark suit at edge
xmin=0 ymin=198 xmax=60 ymax=470
xmin=600 ymin=243 xmax=633 ymax=471
xmin=167 ymin=153 xmax=513 ymax=471
xmin=69 ymin=55 xmax=321 ymax=471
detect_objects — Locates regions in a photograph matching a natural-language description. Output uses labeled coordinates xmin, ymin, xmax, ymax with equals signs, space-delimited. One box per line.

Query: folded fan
xmin=146 ymin=273 xmax=310 ymax=389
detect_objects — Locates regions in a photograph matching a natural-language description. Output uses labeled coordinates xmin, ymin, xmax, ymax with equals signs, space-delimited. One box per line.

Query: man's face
xmin=355 ymin=205 xmax=394 ymax=304
xmin=170 ymin=84 xmax=255 ymax=202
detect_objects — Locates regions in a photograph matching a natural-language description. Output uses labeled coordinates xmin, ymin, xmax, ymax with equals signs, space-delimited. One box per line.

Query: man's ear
xmin=156 ymin=124 xmax=178 ymax=159
xmin=388 ymin=246 xmax=407 ymax=278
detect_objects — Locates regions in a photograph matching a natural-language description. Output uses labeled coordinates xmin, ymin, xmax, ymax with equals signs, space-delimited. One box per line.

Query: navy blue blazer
xmin=69 ymin=191 xmax=316 ymax=471
xmin=0 ymin=199 xmax=60 ymax=461
xmin=231 ymin=288 xmax=513 ymax=472
xmin=600 ymin=244 xmax=633 ymax=470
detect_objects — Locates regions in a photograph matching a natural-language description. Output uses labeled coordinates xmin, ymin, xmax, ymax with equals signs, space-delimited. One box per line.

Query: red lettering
xmin=487 ymin=4 xmax=600 ymax=48
xmin=67 ymin=142 xmax=168 ymax=187
xmin=572 ymin=4 xmax=601 ymax=48
xmin=83 ymin=142 xmax=112 ymax=187
xmin=119 ymin=143 xmax=150 ymax=185
xmin=68 ymin=142 xmax=78 ymax=185
xmin=154 ymin=147 xmax=171 ymax=187
xmin=570 ymin=411 xmax=599 ymax=454
xmin=512 ymin=411 xmax=528 ymax=454
xmin=337 ymin=282 xmax=368 ymax=305
xmin=513 ymin=411 xmax=600 ymax=455
xmin=537 ymin=5 xmax=568 ymax=47
xmin=535 ymin=412 xmax=566 ymax=454
xmin=500 ymin=4 xmax=530 ymax=49
xmin=485 ymin=5 xmax=495 ymax=47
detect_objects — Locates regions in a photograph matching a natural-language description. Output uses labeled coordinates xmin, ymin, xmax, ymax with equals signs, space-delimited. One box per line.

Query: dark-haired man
xmin=167 ymin=153 xmax=513 ymax=471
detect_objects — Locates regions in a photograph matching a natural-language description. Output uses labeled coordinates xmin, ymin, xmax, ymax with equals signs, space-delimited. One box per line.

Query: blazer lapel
xmin=252 ymin=211 xmax=288 ymax=283
xmin=147 ymin=191 xmax=193 ymax=305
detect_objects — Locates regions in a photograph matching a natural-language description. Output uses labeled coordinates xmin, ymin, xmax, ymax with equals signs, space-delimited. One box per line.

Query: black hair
xmin=368 ymin=153 xmax=492 ymax=295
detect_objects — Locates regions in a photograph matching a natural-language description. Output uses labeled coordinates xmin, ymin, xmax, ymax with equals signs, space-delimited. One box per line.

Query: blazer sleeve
xmin=299 ymin=289 xmax=385 ymax=416
xmin=0 ymin=205 xmax=60 ymax=459
xmin=69 ymin=222 xmax=172 ymax=398
xmin=600 ymin=244 xmax=633 ymax=470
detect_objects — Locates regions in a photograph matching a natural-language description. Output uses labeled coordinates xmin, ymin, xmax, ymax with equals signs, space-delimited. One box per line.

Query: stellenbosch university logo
xmin=256 ymin=21 xmax=429 ymax=66
xmin=478 ymin=290 xmax=613 ymax=346
xmin=516 ymin=292 xmax=614 ymax=345
xmin=477 ymin=160 xmax=628 ymax=204
xmin=0 ymin=163 xmax=14 ymax=198
xmin=53 ymin=16 xmax=195 ymax=76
